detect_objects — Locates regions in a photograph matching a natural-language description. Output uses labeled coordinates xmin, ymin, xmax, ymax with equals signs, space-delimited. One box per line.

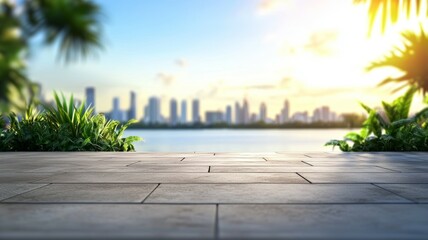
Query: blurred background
xmin=2 ymin=0 xmax=427 ymax=151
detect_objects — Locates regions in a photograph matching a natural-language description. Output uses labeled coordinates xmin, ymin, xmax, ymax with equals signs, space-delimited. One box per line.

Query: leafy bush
xmin=0 ymin=94 xmax=141 ymax=151
xmin=326 ymin=88 xmax=428 ymax=151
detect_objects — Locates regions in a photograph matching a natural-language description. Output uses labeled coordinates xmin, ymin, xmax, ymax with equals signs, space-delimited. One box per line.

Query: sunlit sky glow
xmin=28 ymin=0 xmax=427 ymax=119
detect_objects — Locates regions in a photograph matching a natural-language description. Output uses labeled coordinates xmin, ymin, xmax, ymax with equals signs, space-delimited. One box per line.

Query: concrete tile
xmin=36 ymin=172 xmax=307 ymax=184
xmin=0 ymin=173 xmax=56 ymax=183
xmin=376 ymin=184 xmax=428 ymax=203
xmin=62 ymin=166 xmax=209 ymax=173
xmin=0 ymin=184 xmax=48 ymax=201
xmin=183 ymin=157 xmax=265 ymax=162
xmin=0 ymin=204 xmax=215 ymax=239
xmin=219 ymin=204 xmax=428 ymax=239
xmin=300 ymin=173 xmax=428 ymax=183
xmin=4 ymin=184 xmax=157 ymax=203
xmin=210 ymin=166 xmax=394 ymax=173
xmin=146 ymin=184 xmax=409 ymax=203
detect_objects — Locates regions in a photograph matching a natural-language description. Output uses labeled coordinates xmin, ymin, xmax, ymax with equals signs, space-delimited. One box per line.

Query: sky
xmin=28 ymin=0 xmax=427 ymax=120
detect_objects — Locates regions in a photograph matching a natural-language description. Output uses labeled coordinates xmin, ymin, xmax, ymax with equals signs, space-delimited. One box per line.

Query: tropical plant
xmin=0 ymin=93 xmax=141 ymax=151
xmin=355 ymin=0 xmax=427 ymax=34
xmin=326 ymin=87 xmax=428 ymax=151
xmin=0 ymin=0 xmax=103 ymax=113
xmin=368 ymin=27 xmax=428 ymax=94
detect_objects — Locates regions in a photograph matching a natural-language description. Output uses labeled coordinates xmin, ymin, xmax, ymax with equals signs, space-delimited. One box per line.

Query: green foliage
xmin=0 ymin=0 xmax=103 ymax=113
xmin=0 ymin=93 xmax=141 ymax=151
xmin=326 ymin=87 xmax=428 ymax=151
xmin=368 ymin=27 xmax=428 ymax=94
xmin=355 ymin=0 xmax=426 ymax=35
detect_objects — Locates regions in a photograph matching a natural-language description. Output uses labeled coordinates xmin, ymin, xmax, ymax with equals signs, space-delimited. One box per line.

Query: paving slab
xmin=146 ymin=183 xmax=409 ymax=203
xmin=63 ymin=166 xmax=210 ymax=173
xmin=182 ymin=157 xmax=265 ymax=162
xmin=376 ymin=184 xmax=428 ymax=203
xmin=0 ymin=173 xmax=57 ymax=183
xmin=219 ymin=204 xmax=428 ymax=239
xmin=210 ymin=166 xmax=394 ymax=173
xmin=300 ymin=173 xmax=428 ymax=183
xmin=4 ymin=184 xmax=157 ymax=203
xmin=0 ymin=204 xmax=215 ymax=239
xmin=0 ymin=184 xmax=48 ymax=201
xmin=36 ymin=172 xmax=307 ymax=184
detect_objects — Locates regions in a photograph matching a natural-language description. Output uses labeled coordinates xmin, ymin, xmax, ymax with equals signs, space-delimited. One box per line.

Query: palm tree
xmin=355 ymin=0 xmax=427 ymax=34
xmin=0 ymin=0 xmax=103 ymax=113
xmin=368 ymin=28 xmax=428 ymax=95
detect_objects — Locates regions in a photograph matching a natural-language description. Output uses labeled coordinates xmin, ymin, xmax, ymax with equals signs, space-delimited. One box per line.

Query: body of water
xmin=124 ymin=129 xmax=353 ymax=152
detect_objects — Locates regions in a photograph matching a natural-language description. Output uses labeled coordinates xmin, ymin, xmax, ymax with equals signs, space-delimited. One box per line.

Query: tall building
xmin=234 ymin=102 xmax=241 ymax=125
xmin=313 ymin=108 xmax=321 ymax=122
xmin=180 ymin=100 xmax=187 ymax=124
xmin=260 ymin=102 xmax=267 ymax=122
xmin=321 ymin=106 xmax=330 ymax=122
xmin=143 ymin=105 xmax=149 ymax=123
xmin=280 ymin=100 xmax=290 ymax=124
xmin=192 ymin=99 xmax=200 ymax=123
xmin=111 ymin=97 xmax=126 ymax=122
xmin=85 ymin=87 xmax=95 ymax=113
xmin=148 ymin=97 xmax=161 ymax=124
xmin=170 ymin=98 xmax=178 ymax=126
xmin=205 ymin=111 xmax=224 ymax=125
xmin=291 ymin=111 xmax=309 ymax=123
xmin=242 ymin=99 xmax=250 ymax=124
xmin=225 ymin=105 xmax=232 ymax=125
xmin=128 ymin=91 xmax=137 ymax=120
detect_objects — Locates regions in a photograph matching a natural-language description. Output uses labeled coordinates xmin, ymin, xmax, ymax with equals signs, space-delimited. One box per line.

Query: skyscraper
xmin=280 ymin=100 xmax=290 ymax=124
xmin=205 ymin=111 xmax=224 ymax=125
xmin=181 ymin=100 xmax=187 ymax=124
xmin=128 ymin=91 xmax=137 ymax=120
xmin=242 ymin=99 xmax=249 ymax=124
xmin=85 ymin=87 xmax=95 ymax=113
xmin=260 ymin=102 xmax=267 ymax=123
xmin=321 ymin=106 xmax=330 ymax=122
xmin=192 ymin=99 xmax=200 ymax=123
xmin=111 ymin=97 xmax=126 ymax=122
xmin=148 ymin=97 xmax=161 ymax=124
xmin=170 ymin=98 xmax=178 ymax=126
xmin=225 ymin=105 xmax=232 ymax=125
xmin=234 ymin=102 xmax=241 ymax=125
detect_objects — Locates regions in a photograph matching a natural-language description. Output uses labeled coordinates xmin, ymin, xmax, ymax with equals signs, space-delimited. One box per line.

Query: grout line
xmin=0 ymin=202 xmax=422 ymax=205
xmin=214 ymin=204 xmax=219 ymax=239
xmin=296 ymin=173 xmax=312 ymax=184
xmin=125 ymin=161 xmax=140 ymax=167
xmin=371 ymin=183 xmax=418 ymax=203
xmin=208 ymin=166 xmax=211 ymax=173
xmin=141 ymin=183 xmax=160 ymax=204
xmin=375 ymin=166 xmax=401 ymax=172
xmin=301 ymin=161 xmax=313 ymax=166
xmin=180 ymin=157 xmax=185 ymax=162
xmin=0 ymin=183 xmax=51 ymax=202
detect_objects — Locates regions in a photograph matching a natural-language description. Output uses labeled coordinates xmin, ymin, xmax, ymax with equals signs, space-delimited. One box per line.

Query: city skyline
xmin=83 ymin=87 xmax=348 ymax=125
xmin=29 ymin=0 xmax=427 ymax=118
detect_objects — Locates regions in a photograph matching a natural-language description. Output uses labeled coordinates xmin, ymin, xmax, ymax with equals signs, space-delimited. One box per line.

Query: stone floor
xmin=1 ymin=152 xmax=428 ymax=239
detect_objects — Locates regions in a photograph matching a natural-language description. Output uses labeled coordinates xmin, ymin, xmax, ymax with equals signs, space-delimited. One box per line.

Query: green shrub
xmin=326 ymin=87 xmax=428 ymax=151
xmin=0 ymin=93 xmax=141 ymax=151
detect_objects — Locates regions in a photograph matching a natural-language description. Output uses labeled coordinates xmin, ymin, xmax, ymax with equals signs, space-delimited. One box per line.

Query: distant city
xmin=76 ymin=87 xmax=348 ymax=126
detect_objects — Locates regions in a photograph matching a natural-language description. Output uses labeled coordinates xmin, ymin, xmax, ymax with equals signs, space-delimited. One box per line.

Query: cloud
xmin=226 ymin=77 xmax=297 ymax=91
xmin=156 ymin=72 xmax=175 ymax=86
xmin=175 ymin=58 xmax=187 ymax=68
xmin=257 ymin=0 xmax=283 ymax=15
xmin=304 ymin=31 xmax=338 ymax=56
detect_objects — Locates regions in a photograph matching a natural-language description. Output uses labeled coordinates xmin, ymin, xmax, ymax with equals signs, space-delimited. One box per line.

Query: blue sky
xmin=27 ymin=0 xmax=425 ymax=119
